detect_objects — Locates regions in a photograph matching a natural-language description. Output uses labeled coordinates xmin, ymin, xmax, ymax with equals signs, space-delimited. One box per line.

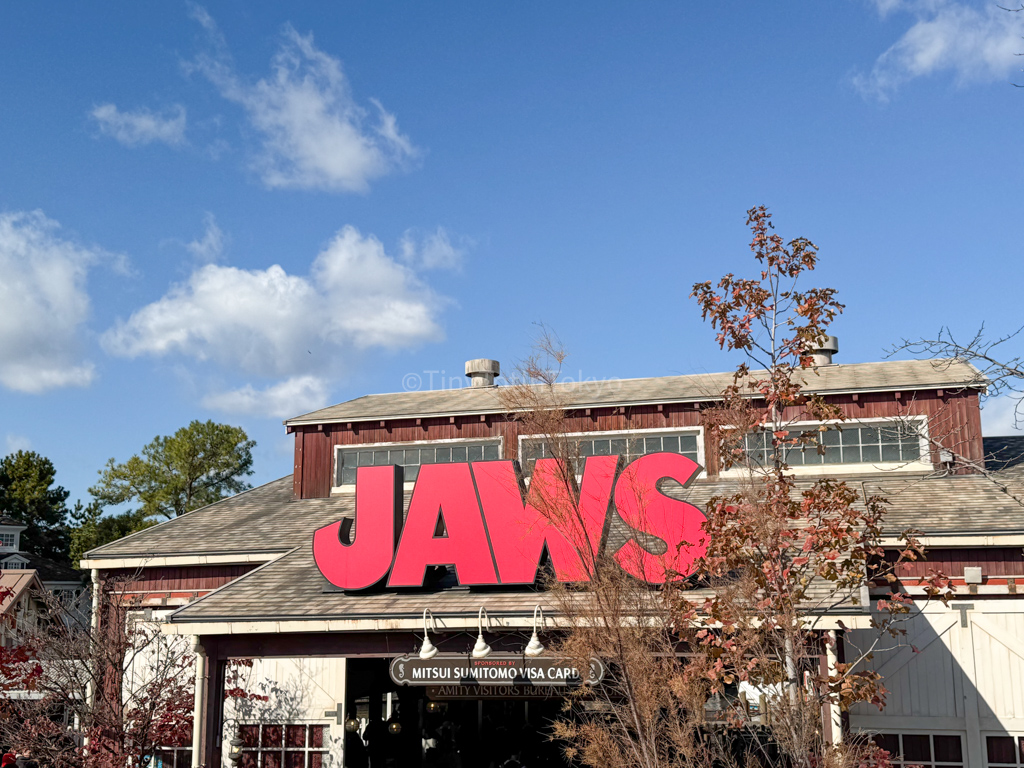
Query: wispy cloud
xmin=0 ymin=211 xmax=104 ymax=393
xmin=202 ymin=375 xmax=330 ymax=419
xmin=186 ymin=213 xmax=226 ymax=263
xmin=400 ymin=226 xmax=470 ymax=271
xmin=5 ymin=434 xmax=32 ymax=454
xmin=187 ymin=7 xmax=417 ymax=192
xmin=91 ymin=103 xmax=187 ymax=146
xmin=855 ymin=0 xmax=1024 ymax=99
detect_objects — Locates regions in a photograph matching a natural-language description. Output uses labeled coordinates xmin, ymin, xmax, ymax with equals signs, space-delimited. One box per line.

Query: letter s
xmin=613 ymin=452 xmax=707 ymax=583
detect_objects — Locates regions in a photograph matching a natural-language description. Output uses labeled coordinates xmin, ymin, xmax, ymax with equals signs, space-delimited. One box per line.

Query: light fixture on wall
xmin=426 ymin=700 xmax=442 ymax=714
xmin=472 ymin=607 xmax=492 ymax=658
xmin=419 ymin=608 xmax=439 ymax=660
xmin=524 ymin=605 xmax=545 ymax=658
xmin=344 ymin=716 xmax=360 ymax=733
xmin=227 ymin=734 xmax=244 ymax=765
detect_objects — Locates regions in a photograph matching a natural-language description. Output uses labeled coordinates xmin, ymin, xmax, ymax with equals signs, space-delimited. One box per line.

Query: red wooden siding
xmin=883 ymin=547 xmax=1024 ymax=584
xmin=292 ymin=389 xmax=984 ymax=499
xmin=104 ymin=565 xmax=258 ymax=593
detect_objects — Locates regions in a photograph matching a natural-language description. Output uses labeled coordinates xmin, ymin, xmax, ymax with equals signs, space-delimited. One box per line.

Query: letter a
xmin=388 ymin=464 xmax=499 ymax=586
xmin=313 ymin=465 xmax=403 ymax=590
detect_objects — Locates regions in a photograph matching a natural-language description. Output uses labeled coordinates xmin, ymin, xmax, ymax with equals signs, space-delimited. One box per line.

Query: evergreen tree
xmin=0 ymin=450 xmax=72 ymax=563
xmin=90 ymin=420 xmax=255 ymax=521
xmin=69 ymin=502 xmax=154 ymax=568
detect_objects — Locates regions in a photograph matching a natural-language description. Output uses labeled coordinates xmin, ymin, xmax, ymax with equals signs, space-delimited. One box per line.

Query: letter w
xmin=473 ymin=457 xmax=615 ymax=584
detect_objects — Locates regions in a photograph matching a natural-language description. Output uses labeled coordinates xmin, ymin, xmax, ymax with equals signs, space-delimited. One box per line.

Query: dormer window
xmin=0 ymin=533 xmax=16 ymax=550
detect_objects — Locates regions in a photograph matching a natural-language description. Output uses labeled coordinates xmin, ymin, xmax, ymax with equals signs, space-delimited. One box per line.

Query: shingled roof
xmin=284 ymin=358 xmax=986 ymax=425
xmin=162 ymin=465 xmax=1024 ymax=627
xmin=167 ymin=540 xmax=866 ymax=627
xmin=983 ymin=435 xmax=1024 ymax=470
xmin=83 ymin=477 xmax=340 ymax=560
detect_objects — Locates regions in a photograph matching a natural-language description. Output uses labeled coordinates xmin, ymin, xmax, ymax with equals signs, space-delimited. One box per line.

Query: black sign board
xmin=389 ymin=654 xmax=605 ymax=687
xmin=426 ymin=684 xmax=562 ymax=701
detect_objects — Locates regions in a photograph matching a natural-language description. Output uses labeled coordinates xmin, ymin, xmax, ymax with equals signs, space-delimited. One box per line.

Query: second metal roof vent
xmin=808 ymin=336 xmax=839 ymax=366
xmin=465 ymin=358 xmax=500 ymax=388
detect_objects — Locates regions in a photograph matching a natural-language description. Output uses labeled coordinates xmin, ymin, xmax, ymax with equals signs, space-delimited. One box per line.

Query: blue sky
xmin=1 ymin=1 xmax=1022 ymax=507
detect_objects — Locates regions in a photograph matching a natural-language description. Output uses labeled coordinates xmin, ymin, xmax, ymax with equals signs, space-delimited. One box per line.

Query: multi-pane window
xmin=150 ymin=747 xmax=191 ymax=768
xmin=743 ymin=423 xmax=922 ymax=467
xmin=872 ymin=733 xmax=964 ymax=768
xmin=239 ymin=723 xmax=328 ymax=768
xmin=0 ymin=533 xmax=16 ymax=548
xmin=150 ymin=730 xmax=193 ymax=768
xmin=336 ymin=441 xmax=502 ymax=486
xmin=987 ymin=735 xmax=1024 ymax=767
xmin=521 ymin=431 xmax=700 ymax=475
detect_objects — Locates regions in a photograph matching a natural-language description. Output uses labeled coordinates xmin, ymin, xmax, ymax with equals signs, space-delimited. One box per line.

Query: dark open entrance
xmin=344 ymin=658 xmax=571 ymax=768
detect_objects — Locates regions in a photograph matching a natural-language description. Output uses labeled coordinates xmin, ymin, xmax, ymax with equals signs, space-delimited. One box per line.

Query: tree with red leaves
xmin=501 ymin=207 xmax=951 ymax=768
xmin=0 ymin=576 xmax=194 ymax=768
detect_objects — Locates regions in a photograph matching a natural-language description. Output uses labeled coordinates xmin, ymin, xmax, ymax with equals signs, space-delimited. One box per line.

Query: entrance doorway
xmin=344 ymin=658 xmax=571 ymax=768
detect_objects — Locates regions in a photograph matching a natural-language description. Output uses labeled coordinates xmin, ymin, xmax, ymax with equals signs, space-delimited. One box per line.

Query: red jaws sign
xmin=313 ymin=452 xmax=708 ymax=589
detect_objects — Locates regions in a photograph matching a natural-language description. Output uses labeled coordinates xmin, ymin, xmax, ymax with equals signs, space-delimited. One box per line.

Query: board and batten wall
xmin=290 ymin=389 xmax=983 ymax=499
xmin=848 ymin=601 xmax=1024 ymax=768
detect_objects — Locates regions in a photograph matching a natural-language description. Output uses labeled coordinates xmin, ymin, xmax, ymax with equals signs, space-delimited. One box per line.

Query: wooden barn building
xmin=81 ymin=353 xmax=1024 ymax=768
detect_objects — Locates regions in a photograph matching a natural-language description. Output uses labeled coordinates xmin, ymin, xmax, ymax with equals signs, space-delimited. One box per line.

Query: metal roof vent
xmin=808 ymin=336 xmax=839 ymax=366
xmin=465 ymin=358 xmax=500 ymax=388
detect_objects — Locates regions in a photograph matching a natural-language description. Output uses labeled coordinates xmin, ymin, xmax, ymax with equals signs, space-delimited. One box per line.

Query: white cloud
xmin=400 ymin=227 xmax=468 ymax=271
xmin=189 ymin=10 xmax=416 ymax=192
xmin=0 ymin=211 xmax=100 ymax=393
xmin=5 ymin=434 xmax=32 ymax=454
xmin=856 ymin=1 xmax=1023 ymax=99
xmin=102 ymin=225 xmax=445 ymax=380
xmin=202 ymin=375 xmax=330 ymax=419
xmin=981 ymin=394 xmax=1022 ymax=435
xmin=187 ymin=213 xmax=226 ymax=262
xmin=91 ymin=103 xmax=187 ymax=147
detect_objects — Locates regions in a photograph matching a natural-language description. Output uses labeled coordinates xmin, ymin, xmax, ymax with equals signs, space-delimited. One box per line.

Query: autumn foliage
xmin=503 ymin=207 xmax=951 ymax=768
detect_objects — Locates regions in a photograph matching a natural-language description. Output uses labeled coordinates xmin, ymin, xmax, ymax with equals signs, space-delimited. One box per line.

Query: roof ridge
xmin=286 ymin=358 xmax=985 ymax=425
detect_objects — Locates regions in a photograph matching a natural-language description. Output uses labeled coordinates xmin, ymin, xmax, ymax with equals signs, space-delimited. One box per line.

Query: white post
xmin=83 ymin=568 xmax=100 ymax=750
xmin=826 ymin=630 xmax=842 ymax=745
xmin=191 ymin=638 xmax=207 ymax=768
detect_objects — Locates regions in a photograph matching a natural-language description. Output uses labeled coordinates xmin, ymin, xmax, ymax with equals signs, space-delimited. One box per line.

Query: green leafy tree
xmin=68 ymin=501 xmax=155 ymax=567
xmin=0 ymin=450 xmax=71 ymax=563
xmin=89 ymin=420 xmax=256 ymax=521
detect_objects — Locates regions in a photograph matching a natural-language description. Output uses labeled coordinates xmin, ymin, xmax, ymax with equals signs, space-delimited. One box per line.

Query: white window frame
xmin=982 ymin=732 xmax=1024 ymax=768
xmin=861 ymin=731 xmax=967 ymax=768
xmin=331 ymin=436 xmax=506 ymax=493
xmin=517 ymin=426 xmax=707 ymax=478
xmin=719 ymin=416 xmax=931 ymax=478
xmin=150 ymin=746 xmax=192 ymax=768
xmin=237 ymin=722 xmax=332 ymax=768
xmin=0 ymin=532 xmax=17 ymax=549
